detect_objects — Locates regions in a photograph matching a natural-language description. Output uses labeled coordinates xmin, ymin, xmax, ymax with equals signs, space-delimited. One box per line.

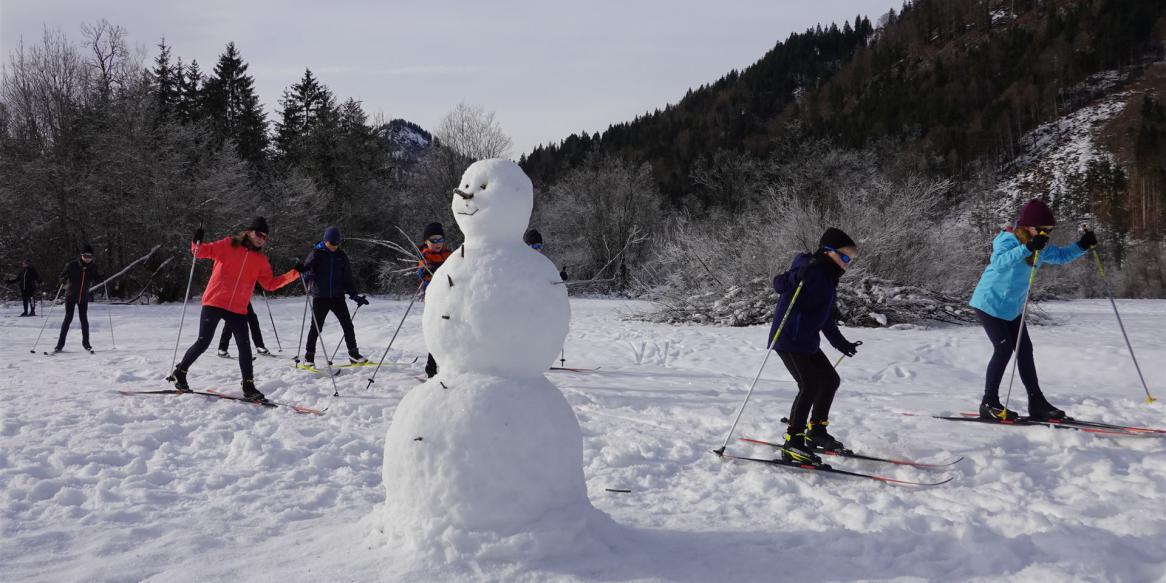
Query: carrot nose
xmin=454 ymin=189 xmax=474 ymax=200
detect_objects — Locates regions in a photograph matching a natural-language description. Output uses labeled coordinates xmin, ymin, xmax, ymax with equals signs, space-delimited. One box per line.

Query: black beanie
xmin=523 ymin=228 xmax=543 ymax=246
xmin=81 ymin=244 xmax=94 ymax=255
xmin=819 ymin=227 xmax=856 ymax=250
xmin=247 ymin=216 xmax=270 ymax=235
xmin=422 ymin=222 xmax=445 ymax=240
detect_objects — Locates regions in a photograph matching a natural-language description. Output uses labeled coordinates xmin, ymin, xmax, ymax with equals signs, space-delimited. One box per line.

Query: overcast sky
xmin=2 ymin=1 xmax=899 ymax=156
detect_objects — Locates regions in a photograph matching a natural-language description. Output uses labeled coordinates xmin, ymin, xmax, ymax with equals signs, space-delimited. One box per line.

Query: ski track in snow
xmin=1 ymin=298 xmax=1164 ymax=582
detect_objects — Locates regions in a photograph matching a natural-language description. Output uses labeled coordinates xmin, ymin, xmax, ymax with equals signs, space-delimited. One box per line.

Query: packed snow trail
xmin=1 ymin=298 xmax=1164 ymax=581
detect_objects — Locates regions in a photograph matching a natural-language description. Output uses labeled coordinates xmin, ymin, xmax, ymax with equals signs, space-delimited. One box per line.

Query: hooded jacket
xmin=768 ymin=252 xmax=850 ymax=355
xmin=969 ymin=229 xmax=1086 ymax=320
xmin=303 ymin=242 xmax=357 ymax=299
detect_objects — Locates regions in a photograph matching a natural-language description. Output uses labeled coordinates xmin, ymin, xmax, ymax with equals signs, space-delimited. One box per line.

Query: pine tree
xmin=202 ymin=42 xmax=269 ymax=165
xmin=275 ymin=68 xmax=336 ymax=160
xmin=152 ymin=38 xmax=180 ymax=120
xmin=175 ymin=59 xmax=203 ymax=124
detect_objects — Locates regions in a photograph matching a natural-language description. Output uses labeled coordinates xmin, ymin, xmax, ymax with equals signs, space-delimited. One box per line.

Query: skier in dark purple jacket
xmin=769 ymin=227 xmax=861 ymax=465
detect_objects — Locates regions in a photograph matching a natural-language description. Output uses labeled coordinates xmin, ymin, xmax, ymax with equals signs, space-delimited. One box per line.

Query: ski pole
xmin=1091 ymin=249 xmax=1156 ymax=404
xmin=327 ymin=303 xmax=362 ymax=364
xmin=294 ymin=289 xmax=310 ymax=364
xmin=261 ymin=290 xmax=282 ymax=352
xmin=29 ymin=284 xmax=64 ymax=353
xmin=560 ymin=347 xmax=566 ymax=368
xmin=167 ymin=240 xmax=200 ymax=377
xmin=1001 ymin=242 xmax=1042 ymax=418
xmin=300 ymin=276 xmax=340 ymax=397
xmin=365 ymin=281 xmax=425 ymax=390
xmin=714 ymin=280 xmax=804 ymax=456
xmin=106 ymin=289 xmax=116 ymax=349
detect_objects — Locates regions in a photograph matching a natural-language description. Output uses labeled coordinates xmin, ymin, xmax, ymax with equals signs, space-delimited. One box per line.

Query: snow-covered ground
xmin=2 ymin=297 xmax=1164 ymax=582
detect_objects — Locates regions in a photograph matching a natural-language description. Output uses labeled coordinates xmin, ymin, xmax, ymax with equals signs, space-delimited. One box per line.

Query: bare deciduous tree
xmin=434 ymin=102 xmax=512 ymax=161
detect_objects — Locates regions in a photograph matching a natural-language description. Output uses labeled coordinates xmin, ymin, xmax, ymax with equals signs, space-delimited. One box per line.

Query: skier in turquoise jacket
xmin=970 ymin=198 xmax=1096 ymax=421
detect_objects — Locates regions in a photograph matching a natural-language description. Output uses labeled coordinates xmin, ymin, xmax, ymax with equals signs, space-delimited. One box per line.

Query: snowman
xmin=380 ymin=159 xmax=603 ymax=559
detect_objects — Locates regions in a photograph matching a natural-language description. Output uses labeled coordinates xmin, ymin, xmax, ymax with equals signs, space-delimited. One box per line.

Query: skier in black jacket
xmin=769 ymin=227 xmax=861 ymax=465
xmin=8 ymin=259 xmax=39 ymax=316
xmin=54 ymin=245 xmax=103 ymax=352
xmin=302 ymin=226 xmax=368 ymax=366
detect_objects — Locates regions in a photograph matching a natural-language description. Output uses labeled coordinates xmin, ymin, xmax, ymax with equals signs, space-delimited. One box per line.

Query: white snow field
xmin=1 ymin=297 xmax=1164 ymax=582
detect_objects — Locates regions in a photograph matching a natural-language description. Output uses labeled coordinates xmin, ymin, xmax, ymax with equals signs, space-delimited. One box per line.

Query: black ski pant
xmin=56 ymin=298 xmax=90 ymax=349
xmin=975 ymin=308 xmax=1043 ymax=402
xmin=304 ymin=297 xmax=358 ymax=360
xmin=178 ymin=306 xmax=253 ymax=380
xmin=22 ymin=292 xmax=35 ymax=315
xmin=218 ymin=302 xmax=264 ymax=351
xmin=779 ymin=349 xmax=840 ymax=434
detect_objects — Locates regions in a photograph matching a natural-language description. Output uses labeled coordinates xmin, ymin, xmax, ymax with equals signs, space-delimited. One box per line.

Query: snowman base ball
xmin=381 ymin=372 xmax=608 ymax=560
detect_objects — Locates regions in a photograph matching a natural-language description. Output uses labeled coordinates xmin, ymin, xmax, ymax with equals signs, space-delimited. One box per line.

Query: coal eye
xmin=480 ymin=183 xmax=487 ymax=189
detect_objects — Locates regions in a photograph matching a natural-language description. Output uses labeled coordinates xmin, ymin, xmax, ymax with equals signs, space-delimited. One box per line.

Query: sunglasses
xmin=530 ymin=243 xmax=543 ymax=250
xmin=81 ymin=253 xmax=93 ymax=259
xmin=427 ymin=237 xmax=445 ymax=244
xmin=253 ymin=231 xmax=269 ymax=240
xmin=823 ymin=246 xmax=852 ymax=264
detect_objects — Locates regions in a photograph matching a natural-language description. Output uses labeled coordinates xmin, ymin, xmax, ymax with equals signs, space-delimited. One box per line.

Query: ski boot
xmin=241 ymin=379 xmax=266 ymax=402
xmin=349 ymin=352 xmax=368 ymax=365
xmin=1027 ymin=395 xmax=1067 ymax=421
xmin=979 ymin=396 xmax=1018 ymax=421
xmin=170 ymin=368 xmax=191 ymax=393
xmin=301 ymin=354 xmax=315 ymax=369
xmin=806 ymin=420 xmax=846 ymax=452
xmin=780 ymin=430 xmax=823 ymax=466
xmin=51 ymin=347 xmax=63 ymax=354
xmin=255 ymin=346 xmax=271 ymax=356
xmin=217 ymin=349 xmax=230 ymax=358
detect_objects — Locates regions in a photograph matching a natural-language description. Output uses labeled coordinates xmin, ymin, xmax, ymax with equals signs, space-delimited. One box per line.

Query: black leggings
xmin=779 ymin=349 xmax=840 ymax=434
xmin=219 ymin=302 xmax=264 ymax=351
xmin=178 ymin=306 xmax=253 ymax=379
xmin=56 ymin=299 xmax=89 ymax=349
xmin=975 ymin=308 xmax=1042 ymax=400
xmin=305 ymin=297 xmax=358 ymax=359
xmin=22 ymin=293 xmax=35 ymax=314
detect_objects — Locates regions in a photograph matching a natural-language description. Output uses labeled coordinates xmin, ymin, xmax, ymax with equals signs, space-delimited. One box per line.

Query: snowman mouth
xmin=456 ymin=208 xmax=479 ymax=216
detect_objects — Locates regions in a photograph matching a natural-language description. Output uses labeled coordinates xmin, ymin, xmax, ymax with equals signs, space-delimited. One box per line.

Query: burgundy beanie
xmin=1017 ymin=199 xmax=1056 ymax=227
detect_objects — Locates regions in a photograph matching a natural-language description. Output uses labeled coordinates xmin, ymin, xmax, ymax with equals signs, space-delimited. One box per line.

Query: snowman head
xmin=452 ymin=159 xmax=533 ymax=244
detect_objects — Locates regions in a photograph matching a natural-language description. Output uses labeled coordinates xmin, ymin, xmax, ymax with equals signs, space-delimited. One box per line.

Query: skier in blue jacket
xmin=970 ymin=198 xmax=1097 ymax=421
xmin=770 ymin=227 xmax=861 ymax=465
xmin=302 ymin=226 xmax=369 ymax=366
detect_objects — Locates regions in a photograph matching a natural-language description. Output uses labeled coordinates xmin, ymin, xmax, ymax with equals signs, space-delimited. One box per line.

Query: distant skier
xmin=769 ymin=228 xmax=862 ymax=465
xmin=970 ymin=198 xmax=1096 ymax=421
xmin=54 ymin=246 xmax=103 ymax=353
xmin=419 ymin=222 xmax=452 ymax=378
xmin=216 ymin=299 xmax=270 ymax=358
xmin=8 ymin=259 xmax=39 ymax=316
xmin=301 ymin=226 xmax=368 ymax=367
xmin=170 ymin=217 xmax=301 ymax=401
xmin=524 ymin=229 xmax=568 ymax=280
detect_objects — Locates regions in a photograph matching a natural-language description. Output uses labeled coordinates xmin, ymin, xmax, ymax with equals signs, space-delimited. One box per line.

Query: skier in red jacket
xmin=170 ymin=217 xmax=301 ymax=400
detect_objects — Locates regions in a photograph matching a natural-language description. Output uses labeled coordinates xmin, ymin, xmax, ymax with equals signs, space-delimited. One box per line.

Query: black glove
xmin=559 ymin=270 xmax=568 ymax=281
xmin=1026 ymin=233 xmax=1049 ymax=252
xmin=291 ymin=259 xmax=305 ymax=273
xmin=193 ymin=228 xmax=205 ymax=244
xmin=835 ymin=339 xmax=862 ymax=357
xmin=351 ymin=294 xmax=369 ymax=307
xmin=1077 ymin=230 xmax=1097 ymax=250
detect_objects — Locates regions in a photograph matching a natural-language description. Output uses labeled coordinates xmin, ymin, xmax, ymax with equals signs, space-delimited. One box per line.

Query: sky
xmin=1 ymin=1 xmax=901 ymax=156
